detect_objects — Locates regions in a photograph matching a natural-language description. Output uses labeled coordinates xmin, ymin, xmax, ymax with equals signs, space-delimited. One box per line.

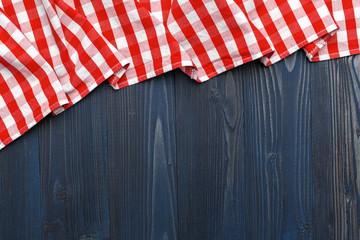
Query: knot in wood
xmin=268 ymin=152 xmax=277 ymax=161
xmin=301 ymin=222 xmax=311 ymax=232
xmin=357 ymin=129 xmax=360 ymax=138
xmin=210 ymin=89 xmax=224 ymax=104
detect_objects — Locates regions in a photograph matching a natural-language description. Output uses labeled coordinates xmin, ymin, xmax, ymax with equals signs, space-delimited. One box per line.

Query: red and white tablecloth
xmin=0 ymin=0 xmax=359 ymax=149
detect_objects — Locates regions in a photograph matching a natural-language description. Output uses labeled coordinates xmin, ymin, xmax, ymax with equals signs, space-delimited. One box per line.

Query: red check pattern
xmin=1 ymin=0 xmax=129 ymax=114
xmin=0 ymin=8 xmax=68 ymax=148
xmin=64 ymin=0 xmax=196 ymax=89
xmin=0 ymin=0 xmax=129 ymax=148
xmin=138 ymin=0 xmax=274 ymax=81
xmin=1 ymin=0 xmax=360 ymax=150
xmin=304 ymin=0 xmax=360 ymax=61
xmin=237 ymin=0 xmax=339 ymax=66
xmin=66 ymin=0 xmax=271 ymax=86
xmin=139 ymin=0 xmax=171 ymax=23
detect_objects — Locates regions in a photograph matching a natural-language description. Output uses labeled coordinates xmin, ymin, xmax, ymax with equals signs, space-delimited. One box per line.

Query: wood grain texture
xmin=174 ymin=53 xmax=315 ymax=239
xmin=0 ymin=52 xmax=360 ymax=240
xmin=243 ymin=53 xmax=313 ymax=239
xmin=311 ymin=55 xmax=360 ymax=240
xmin=106 ymin=72 xmax=178 ymax=240
xmin=0 ymin=128 xmax=42 ymax=240
xmin=174 ymin=68 xmax=246 ymax=240
xmin=39 ymin=84 xmax=110 ymax=240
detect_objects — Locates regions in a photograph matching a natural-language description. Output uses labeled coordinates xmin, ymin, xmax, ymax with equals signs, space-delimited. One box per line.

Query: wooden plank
xmin=38 ymin=84 xmax=110 ymax=239
xmin=242 ymin=59 xmax=284 ymax=240
xmin=279 ymin=54 xmax=313 ymax=239
xmin=175 ymin=68 xmax=246 ymax=239
xmin=0 ymin=127 xmax=42 ymax=240
xmin=106 ymin=73 xmax=178 ymax=240
xmin=242 ymin=53 xmax=314 ymax=239
xmin=175 ymin=52 xmax=316 ymax=239
xmin=311 ymin=55 xmax=360 ymax=239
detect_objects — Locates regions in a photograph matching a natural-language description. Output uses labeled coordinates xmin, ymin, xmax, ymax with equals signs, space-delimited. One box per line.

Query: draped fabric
xmin=0 ymin=0 xmax=359 ymax=149
xmin=303 ymin=0 xmax=360 ymax=61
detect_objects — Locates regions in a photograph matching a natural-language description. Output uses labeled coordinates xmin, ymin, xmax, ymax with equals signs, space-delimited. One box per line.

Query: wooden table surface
xmin=0 ymin=52 xmax=359 ymax=240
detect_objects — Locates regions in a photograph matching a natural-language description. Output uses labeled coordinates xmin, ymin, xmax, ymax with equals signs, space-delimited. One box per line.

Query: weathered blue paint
xmin=0 ymin=52 xmax=359 ymax=240
xmin=0 ymin=127 xmax=42 ymax=240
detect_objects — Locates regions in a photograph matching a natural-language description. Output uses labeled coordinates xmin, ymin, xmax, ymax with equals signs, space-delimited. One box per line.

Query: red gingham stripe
xmin=66 ymin=0 xmax=196 ymax=88
xmin=1 ymin=59 xmax=42 ymax=120
xmin=2 ymin=0 xmax=129 ymax=115
xmin=0 ymin=21 xmax=62 ymax=109
xmin=49 ymin=0 xmax=130 ymax=112
xmin=169 ymin=1 xmax=218 ymax=78
xmin=304 ymin=0 xmax=360 ymax=61
xmin=0 ymin=116 xmax=12 ymax=148
xmin=1 ymin=0 xmax=360 ymax=150
xmin=0 ymin=8 xmax=68 ymax=148
xmin=138 ymin=0 xmax=171 ymax=23
xmin=139 ymin=0 xmax=274 ymax=81
xmin=0 ymin=72 xmax=28 ymax=134
xmin=236 ymin=0 xmax=338 ymax=66
xmin=0 ymin=0 xmax=129 ymax=148
xmin=343 ymin=1 xmax=359 ymax=55
xmin=24 ymin=1 xmax=54 ymax=67
xmin=67 ymin=0 xmax=274 ymax=85
xmin=113 ymin=1 xmax=148 ymax=81
xmin=137 ymin=7 xmax=164 ymax=78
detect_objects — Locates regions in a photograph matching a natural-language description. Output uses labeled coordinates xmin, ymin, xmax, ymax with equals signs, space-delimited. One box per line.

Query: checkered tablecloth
xmin=0 ymin=0 xmax=359 ymax=149
xmin=304 ymin=0 xmax=360 ymax=61
xmin=0 ymin=0 xmax=129 ymax=147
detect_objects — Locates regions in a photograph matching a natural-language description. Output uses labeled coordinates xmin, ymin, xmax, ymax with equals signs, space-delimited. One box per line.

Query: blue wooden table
xmin=1 ymin=52 xmax=359 ymax=239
